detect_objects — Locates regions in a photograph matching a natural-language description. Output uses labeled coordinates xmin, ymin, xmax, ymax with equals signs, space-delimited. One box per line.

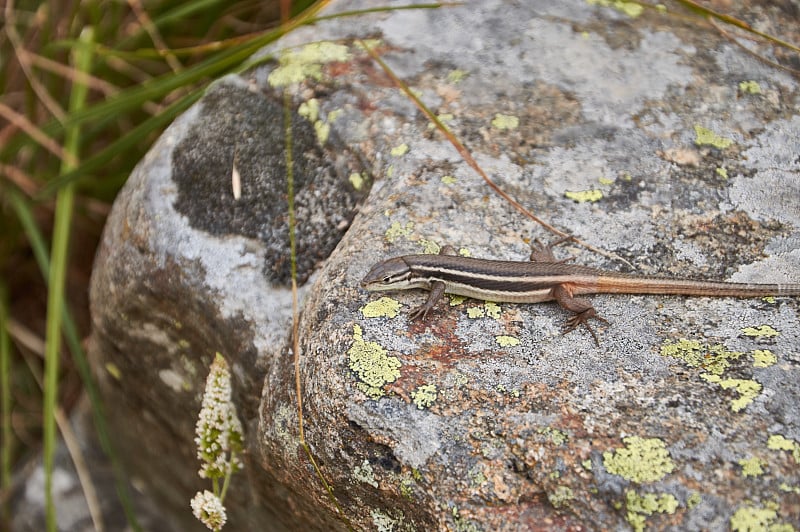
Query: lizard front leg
xmin=409 ymin=280 xmax=446 ymax=320
xmin=551 ymin=284 xmax=608 ymax=345
xmin=408 ymin=244 xmax=457 ymax=320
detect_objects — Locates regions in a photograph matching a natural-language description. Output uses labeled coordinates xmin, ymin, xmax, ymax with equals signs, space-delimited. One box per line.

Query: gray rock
xmin=89 ymin=1 xmax=800 ymax=530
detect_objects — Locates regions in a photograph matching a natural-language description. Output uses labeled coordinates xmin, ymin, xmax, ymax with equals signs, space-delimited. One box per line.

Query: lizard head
xmin=360 ymin=257 xmax=414 ymax=291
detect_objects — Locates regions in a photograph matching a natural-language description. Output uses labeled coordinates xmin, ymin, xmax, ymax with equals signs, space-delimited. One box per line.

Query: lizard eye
xmin=382 ymin=276 xmax=392 ymax=283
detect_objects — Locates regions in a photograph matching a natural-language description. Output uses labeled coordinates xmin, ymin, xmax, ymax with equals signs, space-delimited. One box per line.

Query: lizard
xmin=360 ymin=240 xmax=800 ymax=344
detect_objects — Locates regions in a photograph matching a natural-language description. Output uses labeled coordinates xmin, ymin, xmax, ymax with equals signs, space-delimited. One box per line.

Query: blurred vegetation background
xmin=0 ymin=0 xmax=317 ymax=528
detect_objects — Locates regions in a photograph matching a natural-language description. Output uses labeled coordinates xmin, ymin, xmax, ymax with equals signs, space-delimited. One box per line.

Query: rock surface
xmin=88 ymin=1 xmax=800 ymax=530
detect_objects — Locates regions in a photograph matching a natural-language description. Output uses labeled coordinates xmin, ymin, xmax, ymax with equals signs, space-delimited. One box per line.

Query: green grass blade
xmin=8 ymin=188 xmax=143 ymax=530
xmin=43 ymin=26 xmax=95 ymax=531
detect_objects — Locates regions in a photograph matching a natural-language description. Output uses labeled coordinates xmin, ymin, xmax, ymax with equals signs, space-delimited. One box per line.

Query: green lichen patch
xmin=385 ymin=221 xmax=414 ymax=243
xmin=297 ymin=98 xmax=341 ymax=145
xmin=467 ymin=307 xmax=484 ymax=318
xmin=447 ymin=69 xmax=468 ymax=83
xmin=268 ymin=42 xmax=351 ymax=87
xmin=390 ymin=143 xmax=409 ymax=156
xmin=495 ymin=335 xmax=520 ymax=347
xmin=700 ymin=374 xmax=761 ymax=412
xmin=484 ymin=302 xmax=501 ymax=319
xmin=371 ymin=509 xmax=402 ymax=532
xmin=411 ymin=384 xmax=438 ymax=409
xmin=687 ymin=492 xmax=702 ymax=509
xmin=741 ymin=325 xmax=779 ymax=338
xmin=468 ymin=465 xmax=486 ymax=487
xmin=565 ymin=189 xmax=603 ymax=203
xmin=548 ymin=485 xmax=574 ymax=509
xmin=603 ymin=437 xmax=675 ymax=483
xmin=349 ymin=172 xmax=366 ymax=190
xmin=738 ymin=456 xmax=765 ymax=477
xmin=538 ymin=427 xmax=569 ymax=446
xmin=491 ymin=113 xmax=519 ymax=130
xmin=418 ymin=239 xmax=440 ymax=255
xmin=361 ymin=297 xmax=403 ymax=318
xmin=441 ymin=175 xmax=457 ymax=184
xmin=752 ymin=349 xmax=777 ymax=368
xmin=660 ymin=339 xmax=743 ymax=375
xmin=348 ymin=325 xmax=401 ymax=399
xmin=730 ymin=503 xmax=792 ymax=532
xmin=767 ymin=434 xmax=800 ymax=463
xmin=353 ymin=459 xmax=379 ymax=488
xmin=449 ymin=295 xmax=466 ymax=306
xmin=694 ymin=125 xmax=734 ymax=149
xmin=739 ymin=80 xmax=762 ymax=95
xmin=587 ymin=0 xmax=644 ymax=18
xmin=624 ymin=490 xmax=679 ymax=532
xmin=779 ymin=482 xmax=800 ymax=494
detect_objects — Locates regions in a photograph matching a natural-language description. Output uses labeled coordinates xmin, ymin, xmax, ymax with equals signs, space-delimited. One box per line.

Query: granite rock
xmin=89 ymin=1 xmax=800 ymax=530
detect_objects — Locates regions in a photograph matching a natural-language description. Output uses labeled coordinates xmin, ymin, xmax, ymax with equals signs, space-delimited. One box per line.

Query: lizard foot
xmin=562 ymin=309 xmax=608 ymax=346
xmin=408 ymin=304 xmax=434 ymax=321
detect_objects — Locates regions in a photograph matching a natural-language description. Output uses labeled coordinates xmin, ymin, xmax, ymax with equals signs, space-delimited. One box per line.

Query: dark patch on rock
xmin=172 ymin=82 xmax=365 ymax=285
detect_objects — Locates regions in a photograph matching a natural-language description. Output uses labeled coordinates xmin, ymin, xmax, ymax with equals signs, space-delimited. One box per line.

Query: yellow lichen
xmin=349 ymin=172 xmax=365 ymax=190
xmin=385 ymin=221 xmax=413 ymax=243
xmin=411 ymin=384 xmax=437 ymax=409
xmin=447 ymin=69 xmax=468 ymax=83
xmin=418 ymin=239 xmax=440 ymax=255
xmin=700 ymin=374 xmax=761 ymax=412
xmin=538 ymin=427 xmax=569 ymax=446
xmin=752 ymin=349 xmax=777 ymax=368
xmin=730 ymin=504 xmax=791 ymax=532
xmin=491 ymin=114 xmax=519 ymax=130
xmin=268 ymin=42 xmax=351 ymax=87
xmin=484 ymin=302 xmax=501 ymax=319
xmin=767 ymin=434 xmax=800 ymax=463
xmin=587 ymin=0 xmax=644 ymax=18
xmin=360 ymin=297 xmax=403 ymax=319
xmin=738 ymin=457 xmax=765 ymax=477
xmin=624 ymin=490 xmax=679 ymax=532
xmin=565 ymin=189 xmax=603 ymax=203
xmin=738 ymin=80 xmax=762 ymax=95
xmin=390 ymin=143 xmax=409 ymax=156
xmin=495 ymin=335 xmax=520 ymax=347
xmin=741 ymin=325 xmax=779 ymax=338
xmin=603 ymin=437 xmax=675 ymax=483
xmin=348 ymin=325 xmax=401 ymax=399
xmin=694 ymin=125 xmax=734 ymax=149
xmin=548 ymin=485 xmax=574 ymax=509
xmin=687 ymin=492 xmax=702 ymax=509
xmin=467 ymin=307 xmax=485 ymax=318
xmin=660 ymin=339 xmax=743 ymax=375
xmin=449 ymin=294 xmax=466 ymax=306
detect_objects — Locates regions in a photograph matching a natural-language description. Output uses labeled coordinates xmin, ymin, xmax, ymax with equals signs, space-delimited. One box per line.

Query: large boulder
xmin=89 ymin=1 xmax=800 ymax=529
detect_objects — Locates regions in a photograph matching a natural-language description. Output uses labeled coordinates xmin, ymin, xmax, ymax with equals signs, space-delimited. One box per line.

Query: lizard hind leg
xmin=551 ymin=285 xmax=608 ymax=346
xmin=530 ymin=235 xmax=577 ymax=263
